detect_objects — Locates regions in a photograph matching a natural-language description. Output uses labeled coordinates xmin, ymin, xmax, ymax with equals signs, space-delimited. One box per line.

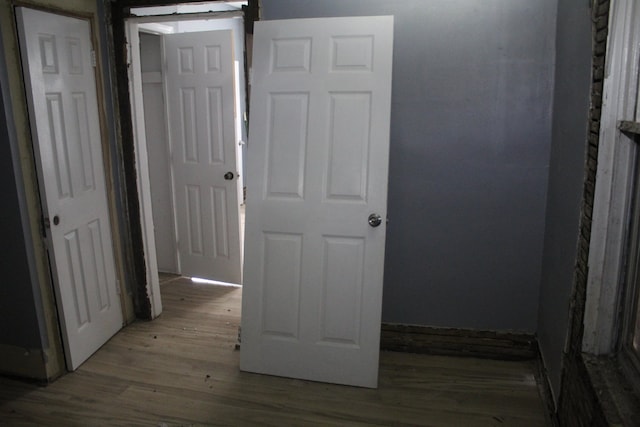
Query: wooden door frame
xmin=109 ymin=0 xmax=259 ymax=319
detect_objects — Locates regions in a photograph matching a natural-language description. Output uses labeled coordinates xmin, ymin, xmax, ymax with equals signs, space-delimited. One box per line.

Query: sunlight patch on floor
xmin=191 ymin=277 xmax=242 ymax=287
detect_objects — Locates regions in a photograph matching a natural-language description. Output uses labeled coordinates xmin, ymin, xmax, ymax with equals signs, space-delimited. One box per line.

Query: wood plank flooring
xmin=0 ymin=277 xmax=548 ymax=426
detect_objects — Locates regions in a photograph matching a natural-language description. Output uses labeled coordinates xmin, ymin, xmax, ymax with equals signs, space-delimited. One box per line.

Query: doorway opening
xmin=115 ymin=5 xmax=393 ymax=388
xmin=124 ymin=2 xmax=250 ymax=317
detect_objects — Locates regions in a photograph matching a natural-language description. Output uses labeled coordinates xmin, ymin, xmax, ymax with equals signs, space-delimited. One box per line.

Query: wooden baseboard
xmin=380 ymin=323 xmax=537 ymax=360
xmin=533 ymin=348 xmax=559 ymax=426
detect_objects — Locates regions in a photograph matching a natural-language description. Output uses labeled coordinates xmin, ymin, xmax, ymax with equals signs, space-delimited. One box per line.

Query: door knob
xmin=224 ymin=171 xmax=234 ymax=180
xmin=53 ymin=215 xmax=60 ymax=226
xmin=368 ymin=213 xmax=382 ymax=227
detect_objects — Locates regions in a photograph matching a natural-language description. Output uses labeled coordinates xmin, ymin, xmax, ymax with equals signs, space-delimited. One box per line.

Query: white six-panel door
xmin=164 ymin=30 xmax=242 ymax=284
xmin=240 ymin=16 xmax=394 ymax=388
xmin=17 ymin=7 xmax=123 ymax=370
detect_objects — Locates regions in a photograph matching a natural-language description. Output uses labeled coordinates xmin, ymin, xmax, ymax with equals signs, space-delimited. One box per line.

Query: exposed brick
xmin=579 ymin=246 xmax=589 ymax=264
xmin=597 ymin=0 xmax=610 ymax=17
xmin=575 ymin=270 xmax=587 ymax=290
xmin=592 ymin=81 xmax=604 ymax=95
xmin=592 ymin=111 xmax=603 ymax=124
xmin=593 ymin=65 xmax=605 ymax=81
xmin=581 ymin=223 xmax=592 ymax=241
xmin=582 ymin=204 xmax=592 ymax=217
xmin=592 ymin=93 xmax=603 ymax=107
xmin=596 ymin=15 xmax=608 ymax=30
xmin=584 ymin=183 xmax=596 ymax=207
xmin=556 ymin=1 xmax=611 ymax=425
xmin=596 ymin=28 xmax=608 ymax=43
xmin=593 ymin=55 xmax=605 ymax=69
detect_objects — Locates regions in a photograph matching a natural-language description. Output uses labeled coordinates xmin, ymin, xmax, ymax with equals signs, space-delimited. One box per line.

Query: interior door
xmin=17 ymin=7 xmax=123 ymax=370
xmin=240 ymin=16 xmax=394 ymax=388
xmin=164 ymin=30 xmax=242 ymax=284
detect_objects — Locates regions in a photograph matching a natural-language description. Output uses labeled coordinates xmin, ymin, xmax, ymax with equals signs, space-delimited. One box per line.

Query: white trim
xmin=138 ymin=22 xmax=176 ymax=35
xmin=583 ymin=0 xmax=640 ymax=354
xmin=125 ymin=22 xmax=163 ymax=318
xmin=128 ymin=10 xmax=243 ymax=24
xmin=160 ymin=31 xmax=182 ymax=275
xmin=131 ymin=3 xmax=245 ymax=17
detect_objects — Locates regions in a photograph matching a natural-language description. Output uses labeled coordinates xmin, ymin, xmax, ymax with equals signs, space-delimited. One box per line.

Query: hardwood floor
xmin=0 ymin=278 xmax=548 ymax=426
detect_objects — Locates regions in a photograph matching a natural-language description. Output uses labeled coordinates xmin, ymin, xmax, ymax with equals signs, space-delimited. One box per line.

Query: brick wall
xmin=556 ymin=1 xmax=610 ymax=425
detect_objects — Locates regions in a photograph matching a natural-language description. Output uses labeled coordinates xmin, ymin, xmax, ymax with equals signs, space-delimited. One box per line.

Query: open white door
xmin=17 ymin=7 xmax=123 ymax=370
xmin=164 ymin=30 xmax=242 ymax=284
xmin=240 ymin=16 xmax=394 ymax=388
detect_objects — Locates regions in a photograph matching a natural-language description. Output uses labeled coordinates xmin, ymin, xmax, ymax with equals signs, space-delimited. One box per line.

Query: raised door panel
xmin=326 ymin=92 xmax=371 ymax=202
xmin=265 ymin=93 xmax=309 ymax=200
xmin=261 ymin=232 xmax=303 ymax=339
xmin=318 ymin=236 xmax=365 ymax=346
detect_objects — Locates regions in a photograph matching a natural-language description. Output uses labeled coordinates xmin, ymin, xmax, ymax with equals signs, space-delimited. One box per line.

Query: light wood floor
xmin=0 ymin=277 xmax=548 ymax=426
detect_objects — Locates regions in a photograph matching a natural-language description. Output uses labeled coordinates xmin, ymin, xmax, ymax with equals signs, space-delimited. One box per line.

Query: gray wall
xmin=262 ymin=0 xmax=557 ymax=332
xmin=538 ymin=0 xmax=593 ymax=399
xmin=0 ymin=36 xmax=44 ymax=350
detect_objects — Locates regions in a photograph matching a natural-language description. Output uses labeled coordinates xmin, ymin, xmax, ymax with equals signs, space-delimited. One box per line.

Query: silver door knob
xmin=368 ymin=213 xmax=382 ymax=227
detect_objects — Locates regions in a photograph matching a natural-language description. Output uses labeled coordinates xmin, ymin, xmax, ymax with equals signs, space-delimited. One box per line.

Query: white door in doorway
xmin=240 ymin=16 xmax=394 ymax=388
xmin=164 ymin=30 xmax=242 ymax=284
xmin=17 ymin=7 xmax=123 ymax=370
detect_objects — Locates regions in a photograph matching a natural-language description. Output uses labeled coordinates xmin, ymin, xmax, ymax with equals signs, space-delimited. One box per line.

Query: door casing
xmin=124 ymin=10 xmax=248 ymax=317
xmin=111 ymin=0 xmax=257 ymax=322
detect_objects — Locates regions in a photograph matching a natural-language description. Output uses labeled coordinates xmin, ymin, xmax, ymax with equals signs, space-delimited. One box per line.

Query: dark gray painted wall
xmin=262 ymin=0 xmax=557 ymax=331
xmin=0 ymin=36 xmax=44 ymax=350
xmin=538 ymin=0 xmax=593 ymax=398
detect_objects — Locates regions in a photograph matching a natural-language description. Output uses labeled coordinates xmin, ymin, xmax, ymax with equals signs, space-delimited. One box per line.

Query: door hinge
xmin=126 ymin=42 xmax=132 ymax=69
xmin=115 ymin=279 xmax=122 ymax=296
xmin=41 ymin=215 xmax=49 ymax=238
xmin=90 ymin=49 xmax=97 ymax=68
